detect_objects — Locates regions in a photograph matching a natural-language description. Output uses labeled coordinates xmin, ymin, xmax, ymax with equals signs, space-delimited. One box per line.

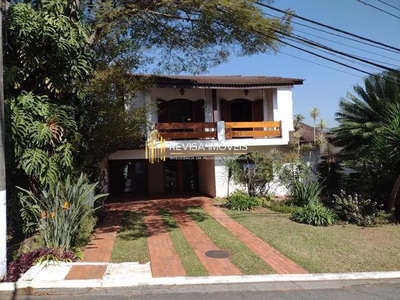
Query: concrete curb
xmin=2 ymin=271 xmax=400 ymax=292
xmin=0 ymin=282 xmax=16 ymax=291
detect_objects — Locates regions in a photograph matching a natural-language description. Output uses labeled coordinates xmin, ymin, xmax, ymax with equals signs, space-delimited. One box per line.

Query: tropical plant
xmin=332 ymin=71 xmax=400 ymax=212
xmin=4 ymin=0 xmax=95 ymax=234
xmin=318 ymin=119 xmax=327 ymax=132
xmin=332 ymin=190 xmax=381 ymax=226
xmin=18 ymin=174 xmax=107 ymax=249
xmin=290 ymin=177 xmax=323 ymax=207
xmin=310 ymin=107 xmax=320 ymax=144
xmin=291 ymin=202 xmax=336 ymax=226
xmin=222 ymin=156 xmax=238 ymax=198
xmin=225 ymin=191 xmax=261 ymax=211
xmin=292 ymin=114 xmax=305 ymax=158
xmin=8 ymin=92 xmax=77 ymax=192
xmin=1 ymin=248 xmax=77 ymax=283
xmin=317 ymin=154 xmax=342 ymax=196
xmin=373 ymin=103 xmax=400 ymax=216
xmin=5 ymin=0 xmax=94 ymax=99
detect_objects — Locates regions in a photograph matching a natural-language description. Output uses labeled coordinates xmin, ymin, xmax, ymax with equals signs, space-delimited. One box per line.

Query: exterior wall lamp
xmin=244 ymin=89 xmax=249 ymax=96
xmin=179 ymin=88 xmax=185 ymax=95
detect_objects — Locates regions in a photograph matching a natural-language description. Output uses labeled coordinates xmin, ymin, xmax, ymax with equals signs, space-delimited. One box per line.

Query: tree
xmin=88 ymin=0 xmax=292 ymax=74
xmin=291 ymin=113 xmax=305 ymax=158
xmin=332 ymin=71 xmax=400 ymax=212
xmin=4 ymin=1 xmax=93 ymax=101
xmin=333 ymin=71 xmax=399 ymax=159
xmin=222 ymin=156 xmax=238 ymax=199
xmin=318 ymin=119 xmax=327 ymax=132
xmin=3 ymin=0 xmax=95 ymax=236
xmin=310 ymin=107 xmax=320 ymax=144
xmin=373 ymin=103 xmax=400 ymax=217
xmin=230 ymin=152 xmax=278 ymax=197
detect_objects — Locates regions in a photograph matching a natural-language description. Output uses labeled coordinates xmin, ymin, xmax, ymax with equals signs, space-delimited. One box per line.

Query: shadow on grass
xmin=159 ymin=208 xmax=178 ymax=231
xmin=185 ymin=207 xmax=209 ymax=223
xmin=118 ymin=211 xmax=148 ymax=240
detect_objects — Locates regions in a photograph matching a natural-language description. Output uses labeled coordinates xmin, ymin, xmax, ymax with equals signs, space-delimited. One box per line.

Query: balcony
xmin=225 ymin=121 xmax=282 ymax=139
xmin=155 ymin=122 xmax=217 ymax=140
xmin=155 ymin=121 xmax=281 ymax=141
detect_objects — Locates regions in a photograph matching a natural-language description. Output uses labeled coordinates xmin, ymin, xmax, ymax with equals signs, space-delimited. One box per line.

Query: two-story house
xmin=107 ymin=75 xmax=304 ymax=198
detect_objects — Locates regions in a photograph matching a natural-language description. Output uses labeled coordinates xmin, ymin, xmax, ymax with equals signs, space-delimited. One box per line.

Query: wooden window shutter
xmin=252 ymin=99 xmax=264 ymax=121
xmin=193 ymin=99 xmax=205 ymax=122
xmin=221 ymin=99 xmax=231 ymax=122
xmin=157 ymin=99 xmax=169 ymax=123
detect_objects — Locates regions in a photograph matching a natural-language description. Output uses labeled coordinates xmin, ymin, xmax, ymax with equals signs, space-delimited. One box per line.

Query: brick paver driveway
xmin=65 ymin=194 xmax=307 ymax=279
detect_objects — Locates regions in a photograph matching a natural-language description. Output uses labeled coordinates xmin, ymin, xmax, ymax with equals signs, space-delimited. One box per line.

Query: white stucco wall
xmin=274 ymin=87 xmax=293 ymax=143
xmin=214 ymin=157 xmax=231 ymax=198
xmin=125 ymin=91 xmax=145 ymax=111
xmin=198 ymin=159 xmax=216 ymax=197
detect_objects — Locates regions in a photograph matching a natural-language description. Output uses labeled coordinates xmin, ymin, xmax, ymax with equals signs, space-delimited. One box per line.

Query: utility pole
xmin=0 ymin=0 xmax=7 ymax=280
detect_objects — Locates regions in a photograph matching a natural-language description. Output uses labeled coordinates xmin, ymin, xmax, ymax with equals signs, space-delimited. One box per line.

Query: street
xmin=2 ymin=279 xmax=400 ymax=300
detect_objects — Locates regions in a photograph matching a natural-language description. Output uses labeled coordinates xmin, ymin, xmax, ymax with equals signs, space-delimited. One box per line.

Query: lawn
xmin=187 ymin=207 xmax=275 ymax=275
xmin=224 ymin=208 xmax=400 ymax=273
xmin=110 ymin=211 xmax=149 ymax=263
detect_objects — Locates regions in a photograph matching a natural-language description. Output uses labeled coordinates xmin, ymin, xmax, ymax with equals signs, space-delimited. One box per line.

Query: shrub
xmin=73 ymin=210 xmax=97 ymax=248
xmin=19 ymin=174 xmax=108 ymax=249
xmin=1 ymin=248 xmax=77 ymax=282
xmin=290 ymin=178 xmax=323 ymax=207
xmin=332 ymin=190 xmax=381 ymax=226
xmin=267 ymin=201 xmax=298 ymax=214
xmin=225 ymin=191 xmax=261 ymax=211
xmin=227 ymin=151 xmax=280 ymax=197
xmin=291 ymin=202 xmax=336 ymax=226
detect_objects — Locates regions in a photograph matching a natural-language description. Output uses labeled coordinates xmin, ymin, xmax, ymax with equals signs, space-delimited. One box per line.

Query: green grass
xmin=187 ymin=207 xmax=275 ymax=275
xmin=224 ymin=208 xmax=400 ymax=273
xmin=111 ymin=211 xmax=149 ymax=263
xmin=160 ymin=209 xmax=208 ymax=276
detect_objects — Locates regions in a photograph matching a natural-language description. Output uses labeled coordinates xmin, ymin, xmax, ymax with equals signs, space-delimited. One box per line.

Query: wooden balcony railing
xmin=155 ymin=122 xmax=217 ymax=140
xmin=225 ymin=121 xmax=282 ymax=139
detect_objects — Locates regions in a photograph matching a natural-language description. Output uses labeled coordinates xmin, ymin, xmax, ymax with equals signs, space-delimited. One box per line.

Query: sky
xmin=206 ymin=0 xmax=400 ymax=127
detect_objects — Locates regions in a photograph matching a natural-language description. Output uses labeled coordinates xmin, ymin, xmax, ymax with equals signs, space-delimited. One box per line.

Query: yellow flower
xmin=62 ymin=201 xmax=70 ymax=210
xmin=41 ymin=211 xmax=47 ymax=218
xmin=50 ymin=212 xmax=55 ymax=219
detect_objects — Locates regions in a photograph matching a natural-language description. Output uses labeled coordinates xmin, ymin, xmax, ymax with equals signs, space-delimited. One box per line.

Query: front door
xmin=164 ymin=160 xmax=179 ymax=193
xmin=182 ymin=160 xmax=198 ymax=192
xmin=163 ymin=159 xmax=199 ymax=193
xmin=108 ymin=160 xmax=147 ymax=195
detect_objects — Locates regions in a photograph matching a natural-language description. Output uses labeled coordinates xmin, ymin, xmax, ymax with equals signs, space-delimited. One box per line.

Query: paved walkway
xmin=64 ymin=195 xmax=307 ymax=280
xmin=144 ymin=208 xmax=186 ymax=277
xmin=65 ymin=211 xmax=123 ymax=280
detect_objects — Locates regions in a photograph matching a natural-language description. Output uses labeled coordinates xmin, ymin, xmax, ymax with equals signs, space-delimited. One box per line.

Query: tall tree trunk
xmin=388 ymin=173 xmax=400 ymax=213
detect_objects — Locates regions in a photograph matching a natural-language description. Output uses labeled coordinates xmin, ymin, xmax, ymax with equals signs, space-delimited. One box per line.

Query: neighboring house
xmin=289 ymin=122 xmax=323 ymax=166
xmin=107 ymin=75 xmax=304 ymax=197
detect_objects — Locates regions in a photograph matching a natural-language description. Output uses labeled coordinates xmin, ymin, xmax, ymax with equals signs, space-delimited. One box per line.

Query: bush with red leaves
xmin=0 ymin=248 xmax=77 ymax=282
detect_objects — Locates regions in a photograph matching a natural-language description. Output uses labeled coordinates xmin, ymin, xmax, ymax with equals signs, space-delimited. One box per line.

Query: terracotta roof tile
xmin=289 ymin=122 xmax=320 ymax=143
xmin=135 ymin=74 xmax=304 ymax=88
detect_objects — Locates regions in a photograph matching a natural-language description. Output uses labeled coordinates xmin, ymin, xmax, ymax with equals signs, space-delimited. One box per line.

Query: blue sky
xmin=207 ymin=0 xmax=400 ymax=127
